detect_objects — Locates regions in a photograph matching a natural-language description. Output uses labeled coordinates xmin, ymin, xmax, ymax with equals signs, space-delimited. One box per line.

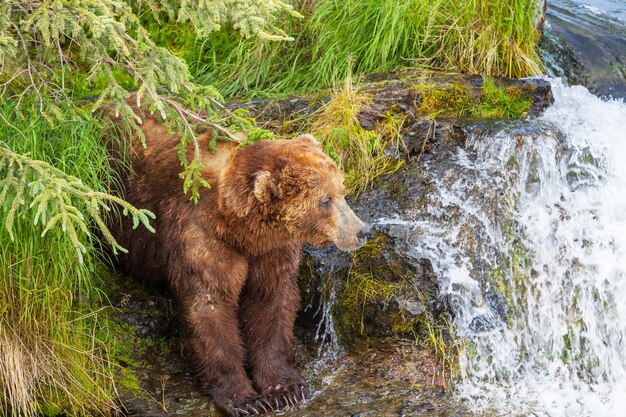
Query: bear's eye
xmin=319 ymin=195 xmax=332 ymax=210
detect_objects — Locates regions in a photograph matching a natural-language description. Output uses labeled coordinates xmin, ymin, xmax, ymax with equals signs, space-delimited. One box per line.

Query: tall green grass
xmin=0 ymin=100 xmax=119 ymax=416
xmin=179 ymin=0 xmax=543 ymax=98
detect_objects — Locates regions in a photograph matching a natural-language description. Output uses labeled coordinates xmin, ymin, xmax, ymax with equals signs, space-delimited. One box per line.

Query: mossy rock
xmin=298 ymin=231 xmax=446 ymax=350
xmin=229 ymin=70 xmax=553 ymax=134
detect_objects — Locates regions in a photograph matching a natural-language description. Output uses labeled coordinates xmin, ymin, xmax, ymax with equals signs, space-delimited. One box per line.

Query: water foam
xmin=448 ymin=79 xmax=626 ymax=416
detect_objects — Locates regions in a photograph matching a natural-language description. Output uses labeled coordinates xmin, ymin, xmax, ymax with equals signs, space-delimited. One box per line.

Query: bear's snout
xmin=332 ymin=197 xmax=369 ymax=251
xmin=357 ymin=223 xmax=371 ymax=246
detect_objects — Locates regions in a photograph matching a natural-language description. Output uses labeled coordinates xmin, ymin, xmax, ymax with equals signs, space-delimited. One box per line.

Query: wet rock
xmin=299 ymin=232 xmax=446 ymax=344
xmin=285 ymin=340 xmax=467 ymax=417
xmin=542 ymin=2 xmax=626 ymax=99
xmin=356 ymin=72 xmax=552 ymax=126
xmin=230 ymin=70 xmax=555 ymax=131
xmin=397 ymin=402 xmax=435 ymax=416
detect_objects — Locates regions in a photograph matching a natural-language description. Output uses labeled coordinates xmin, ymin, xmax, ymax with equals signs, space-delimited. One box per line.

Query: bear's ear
xmin=253 ymin=170 xmax=274 ymax=203
xmin=294 ymin=134 xmax=322 ymax=150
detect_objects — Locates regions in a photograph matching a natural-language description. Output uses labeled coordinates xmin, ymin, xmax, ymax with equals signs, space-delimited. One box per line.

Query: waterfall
xmin=454 ymin=79 xmax=626 ymax=416
xmin=376 ymin=79 xmax=626 ymax=416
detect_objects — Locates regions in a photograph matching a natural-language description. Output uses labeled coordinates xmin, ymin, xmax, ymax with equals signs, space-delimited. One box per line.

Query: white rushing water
xmin=378 ymin=79 xmax=626 ymax=416
xmin=455 ymin=80 xmax=626 ymax=416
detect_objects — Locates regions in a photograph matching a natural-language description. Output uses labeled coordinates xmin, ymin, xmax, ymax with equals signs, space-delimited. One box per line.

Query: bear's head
xmin=220 ymin=134 xmax=369 ymax=251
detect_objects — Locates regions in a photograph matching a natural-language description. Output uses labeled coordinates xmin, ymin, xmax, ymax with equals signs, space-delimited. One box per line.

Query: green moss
xmin=37 ymin=403 xmax=63 ymax=417
xmin=417 ymin=83 xmax=474 ymax=118
xmin=415 ymin=77 xmax=533 ymax=120
xmin=487 ymin=198 xmax=535 ymax=319
xmin=476 ymin=80 xmax=533 ymax=118
xmin=391 ymin=313 xmax=422 ymax=334
xmin=338 ymin=235 xmax=415 ymax=338
xmin=561 ymin=333 xmax=572 ymax=363
xmin=352 ymin=233 xmax=390 ymax=259
xmin=331 ymin=234 xmax=407 ymax=344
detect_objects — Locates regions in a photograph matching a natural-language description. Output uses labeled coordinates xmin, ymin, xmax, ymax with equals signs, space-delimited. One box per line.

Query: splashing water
xmin=455 ymin=80 xmax=626 ymax=416
xmin=312 ymin=282 xmax=342 ymax=357
xmin=377 ymin=79 xmax=626 ymax=416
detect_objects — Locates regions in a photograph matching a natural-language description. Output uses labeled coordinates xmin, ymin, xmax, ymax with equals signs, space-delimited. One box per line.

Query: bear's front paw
xmin=216 ymin=396 xmax=277 ymax=417
xmin=261 ymin=381 xmax=310 ymax=411
xmin=232 ymin=399 xmax=278 ymax=416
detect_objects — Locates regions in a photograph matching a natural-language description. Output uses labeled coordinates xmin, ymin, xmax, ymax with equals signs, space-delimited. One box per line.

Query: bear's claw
xmin=231 ymin=398 xmax=281 ymax=416
xmin=260 ymin=382 xmax=310 ymax=412
xmin=256 ymin=401 xmax=268 ymax=413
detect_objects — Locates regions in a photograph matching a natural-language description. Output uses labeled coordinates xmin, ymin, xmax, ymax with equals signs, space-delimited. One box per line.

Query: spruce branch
xmin=1 ymin=0 xmax=293 ymax=203
xmin=0 ymin=144 xmax=156 ymax=262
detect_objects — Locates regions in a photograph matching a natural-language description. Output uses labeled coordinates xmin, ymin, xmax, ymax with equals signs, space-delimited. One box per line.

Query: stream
xmin=542 ymin=0 xmax=626 ymax=98
xmin=369 ymin=78 xmax=626 ymax=416
xmin=429 ymin=81 xmax=626 ymax=416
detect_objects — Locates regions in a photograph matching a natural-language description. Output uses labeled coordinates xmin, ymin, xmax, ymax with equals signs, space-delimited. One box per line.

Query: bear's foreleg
xmin=170 ymin=241 xmax=270 ymax=416
xmin=239 ymin=244 xmax=310 ymax=410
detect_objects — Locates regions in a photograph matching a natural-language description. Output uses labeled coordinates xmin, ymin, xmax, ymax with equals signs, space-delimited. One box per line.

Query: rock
xmin=232 ymin=70 xmax=554 ymax=132
xmin=356 ymin=72 xmax=552 ymax=126
xmin=542 ymin=2 xmax=626 ymax=99
xmin=299 ymin=232 xmax=446 ymax=344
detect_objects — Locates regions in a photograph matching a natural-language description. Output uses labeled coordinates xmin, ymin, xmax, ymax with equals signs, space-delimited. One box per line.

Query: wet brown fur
xmin=107 ymin=98 xmax=366 ymax=416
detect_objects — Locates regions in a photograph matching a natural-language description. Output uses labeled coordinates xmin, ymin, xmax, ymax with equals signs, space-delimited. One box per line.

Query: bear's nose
xmin=357 ymin=224 xmax=371 ymax=245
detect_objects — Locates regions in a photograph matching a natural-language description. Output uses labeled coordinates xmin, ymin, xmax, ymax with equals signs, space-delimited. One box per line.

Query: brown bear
xmin=107 ymin=102 xmax=369 ymax=416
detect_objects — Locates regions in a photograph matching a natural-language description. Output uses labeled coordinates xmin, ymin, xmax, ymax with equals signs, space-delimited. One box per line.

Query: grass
xmin=0 ymin=99 xmax=123 ymax=416
xmin=168 ymin=0 xmax=544 ymax=99
xmin=420 ymin=314 xmax=462 ymax=388
xmin=341 ymin=270 xmax=406 ymax=335
xmin=309 ymin=77 xmax=405 ymax=194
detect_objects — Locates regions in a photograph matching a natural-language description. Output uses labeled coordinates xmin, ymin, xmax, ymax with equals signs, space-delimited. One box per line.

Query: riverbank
xmin=105 ymin=72 xmax=554 ymax=416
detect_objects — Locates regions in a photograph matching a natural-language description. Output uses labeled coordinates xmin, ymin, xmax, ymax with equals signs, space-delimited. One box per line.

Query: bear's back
xmin=107 ymin=109 xmax=238 ymax=284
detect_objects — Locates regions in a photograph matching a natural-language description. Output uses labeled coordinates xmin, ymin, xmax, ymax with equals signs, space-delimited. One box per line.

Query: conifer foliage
xmin=0 ymin=1 xmax=297 ymax=416
xmin=1 ymin=0 xmax=298 ymax=206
